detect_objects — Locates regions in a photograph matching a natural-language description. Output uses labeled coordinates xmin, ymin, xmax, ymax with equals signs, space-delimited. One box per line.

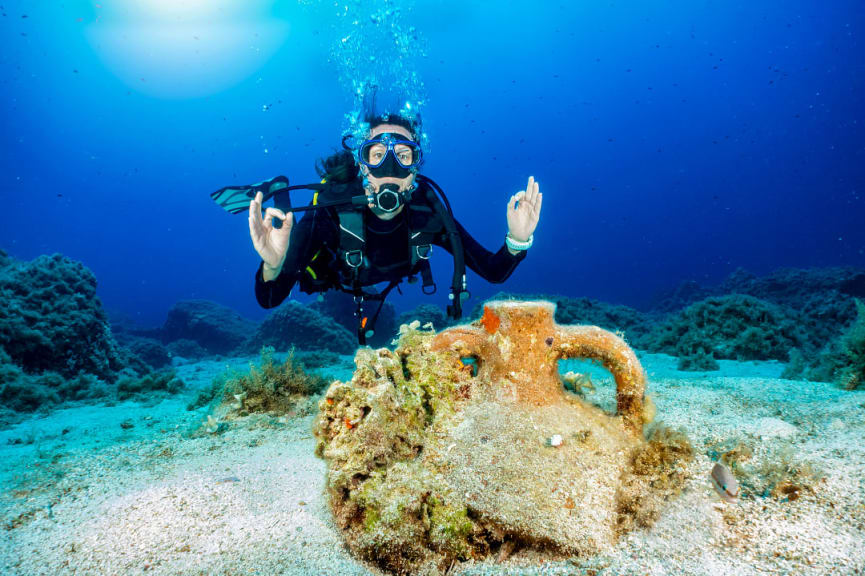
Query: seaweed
xmin=837 ymin=299 xmax=865 ymax=390
xmin=220 ymin=347 xmax=329 ymax=415
xmin=616 ymin=424 xmax=694 ymax=530
xmin=116 ymin=370 xmax=185 ymax=400
xmin=644 ymin=294 xmax=807 ymax=370
xmin=784 ymin=298 xmax=865 ymax=388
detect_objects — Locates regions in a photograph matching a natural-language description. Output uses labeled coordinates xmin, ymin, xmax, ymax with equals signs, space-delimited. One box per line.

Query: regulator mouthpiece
xmin=376 ymin=183 xmax=403 ymax=212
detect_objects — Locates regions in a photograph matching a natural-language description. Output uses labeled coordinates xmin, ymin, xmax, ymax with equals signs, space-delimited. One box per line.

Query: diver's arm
xmin=254 ymin=210 xmax=321 ymax=308
xmin=436 ymin=219 xmax=527 ymax=284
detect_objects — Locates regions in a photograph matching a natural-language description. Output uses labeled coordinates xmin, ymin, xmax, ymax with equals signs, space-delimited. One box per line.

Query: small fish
xmin=710 ymin=462 xmax=739 ymax=503
xmin=215 ymin=476 xmax=240 ymax=484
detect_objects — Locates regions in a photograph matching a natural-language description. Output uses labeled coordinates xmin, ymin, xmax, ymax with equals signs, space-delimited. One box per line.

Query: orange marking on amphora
xmin=480 ymin=306 xmax=500 ymax=334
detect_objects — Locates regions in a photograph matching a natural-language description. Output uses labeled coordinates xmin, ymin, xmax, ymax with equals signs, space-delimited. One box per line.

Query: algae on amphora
xmin=314 ymin=300 xmax=692 ymax=575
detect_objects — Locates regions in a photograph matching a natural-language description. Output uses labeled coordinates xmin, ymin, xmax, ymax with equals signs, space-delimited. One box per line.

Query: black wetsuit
xmin=254 ymin=189 xmax=527 ymax=309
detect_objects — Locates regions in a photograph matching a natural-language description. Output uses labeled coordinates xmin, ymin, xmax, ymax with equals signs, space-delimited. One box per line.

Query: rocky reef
xmin=643 ymin=294 xmax=807 ymax=370
xmin=161 ymin=300 xmax=257 ymax=356
xmin=245 ymin=301 xmax=357 ymax=355
xmin=784 ymin=298 xmax=865 ymax=388
xmin=396 ymin=304 xmax=453 ymax=333
xmin=0 ymin=252 xmax=125 ymax=415
xmin=0 ymin=251 xmax=185 ymax=420
xmin=314 ymin=301 xmax=691 ymax=575
xmin=0 ymin=252 xmax=124 ymax=381
xmin=647 ymin=267 xmax=865 ymax=370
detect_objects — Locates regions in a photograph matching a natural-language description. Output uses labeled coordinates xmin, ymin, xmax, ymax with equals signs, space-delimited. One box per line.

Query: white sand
xmin=1 ymin=353 xmax=863 ymax=575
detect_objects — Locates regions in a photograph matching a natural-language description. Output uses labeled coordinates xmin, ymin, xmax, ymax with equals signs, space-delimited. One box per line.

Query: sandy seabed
xmin=1 ymin=352 xmax=863 ymax=576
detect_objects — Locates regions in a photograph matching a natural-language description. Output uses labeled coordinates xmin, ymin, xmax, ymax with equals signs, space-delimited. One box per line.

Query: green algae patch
xmin=314 ymin=325 xmax=480 ymax=574
xmin=426 ymin=495 xmax=474 ymax=558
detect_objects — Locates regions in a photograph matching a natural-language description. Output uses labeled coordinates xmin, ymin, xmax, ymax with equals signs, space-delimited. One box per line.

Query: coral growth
xmin=314 ymin=301 xmax=688 ymax=575
xmin=245 ymin=300 xmax=357 ymax=355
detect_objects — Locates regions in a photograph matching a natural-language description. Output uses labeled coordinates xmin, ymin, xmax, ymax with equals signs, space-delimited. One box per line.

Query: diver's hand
xmin=507 ymin=175 xmax=542 ymax=243
xmin=248 ymin=191 xmax=293 ymax=281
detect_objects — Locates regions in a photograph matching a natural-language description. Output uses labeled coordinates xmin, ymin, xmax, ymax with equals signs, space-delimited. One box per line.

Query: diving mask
xmin=358 ymin=133 xmax=422 ymax=178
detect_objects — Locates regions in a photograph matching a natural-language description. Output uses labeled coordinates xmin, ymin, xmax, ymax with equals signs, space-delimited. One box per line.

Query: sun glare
xmin=85 ymin=0 xmax=288 ymax=98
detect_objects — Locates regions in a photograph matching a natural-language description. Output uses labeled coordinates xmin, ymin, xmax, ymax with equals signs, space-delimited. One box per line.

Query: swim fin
xmin=210 ymin=175 xmax=290 ymax=215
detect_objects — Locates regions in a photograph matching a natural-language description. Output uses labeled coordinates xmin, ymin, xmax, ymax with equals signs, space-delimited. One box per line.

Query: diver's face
xmin=361 ymin=123 xmax=417 ymax=193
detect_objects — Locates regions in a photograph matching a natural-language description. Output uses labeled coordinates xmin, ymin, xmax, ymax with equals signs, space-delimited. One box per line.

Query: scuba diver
xmin=213 ymin=97 xmax=542 ymax=344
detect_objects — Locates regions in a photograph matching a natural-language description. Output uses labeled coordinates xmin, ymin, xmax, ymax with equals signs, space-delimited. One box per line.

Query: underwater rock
xmin=720 ymin=266 xmax=865 ymax=305
xmin=165 ymin=338 xmax=209 ymax=361
xmin=245 ymin=300 xmax=356 ymax=355
xmin=648 ymin=279 xmax=714 ymax=314
xmin=396 ymin=303 xmax=452 ymax=333
xmin=161 ymin=300 xmax=257 ymax=355
xmin=314 ymin=300 xmax=690 ymax=575
xmin=652 ymin=267 xmax=865 ymax=359
xmin=787 ymin=298 xmax=865 ymax=387
xmin=115 ymin=334 xmax=172 ymax=371
xmin=116 ymin=370 xmax=184 ymax=400
xmin=0 ymin=252 xmax=124 ymax=381
xmin=724 ymin=267 xmax=864 ymax=355
xmin=644 ymin=294 xmax=806 ymax=369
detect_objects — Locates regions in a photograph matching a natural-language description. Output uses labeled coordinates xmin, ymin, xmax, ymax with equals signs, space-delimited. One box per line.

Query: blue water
xmin=1 ymin=0 xmax=863 ymax=326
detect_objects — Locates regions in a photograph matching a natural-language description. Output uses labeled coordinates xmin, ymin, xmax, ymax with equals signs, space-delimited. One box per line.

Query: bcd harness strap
xmin=255 ymin=174 xmax=468 ymax=345
xmin=336 ymin=193 xmax=441 ymax=345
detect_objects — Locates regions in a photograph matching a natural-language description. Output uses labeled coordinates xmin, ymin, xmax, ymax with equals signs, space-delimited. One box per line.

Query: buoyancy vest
xmin=282 ymin=175 xmax=468 ymax=344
